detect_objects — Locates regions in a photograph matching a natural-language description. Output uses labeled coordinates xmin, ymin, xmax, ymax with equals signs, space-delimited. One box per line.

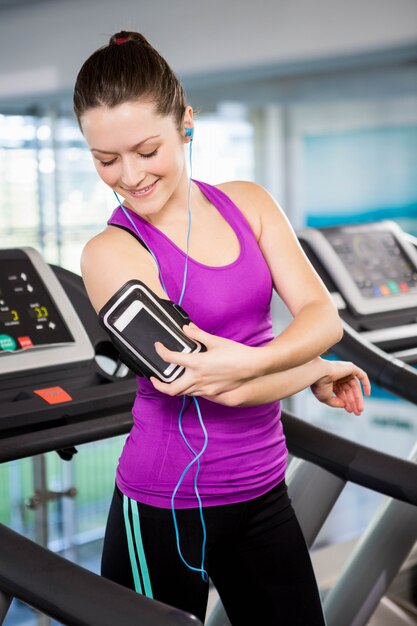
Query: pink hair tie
xmin=115 ymin=37 xmax=129 ymax=45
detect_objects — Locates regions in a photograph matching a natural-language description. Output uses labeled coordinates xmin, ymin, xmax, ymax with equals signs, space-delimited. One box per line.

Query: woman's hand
xmin=150 ymin=323 xmax=256 ymax=398
xmin=311 ymin=360 xmax=371 ymax=415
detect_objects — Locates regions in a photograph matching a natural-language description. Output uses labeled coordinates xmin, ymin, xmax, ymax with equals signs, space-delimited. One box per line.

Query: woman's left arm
xmin=151 ymin=182 xmax=343 ymax=398
xmin=152 ymin=354 xmax=371 ymax=412
xmin=213 ymin=358 xmax=371 ymax=412
xmin=236 ymin=181 xmax=343 ymax=376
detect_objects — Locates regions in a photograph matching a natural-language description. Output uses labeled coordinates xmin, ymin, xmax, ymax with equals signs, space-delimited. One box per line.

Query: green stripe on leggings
xmin=122 ymin=495 xmax=143 ymax=594
xmin=131 ymin=499 xmax=153 ymax=598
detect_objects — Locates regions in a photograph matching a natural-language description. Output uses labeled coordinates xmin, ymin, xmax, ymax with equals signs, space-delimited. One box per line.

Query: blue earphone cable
xmin=171 ymin=395 xmax=208 ymax=581
xmin=177 ymin=139 xmax=193 ymax=307
xmin=113 ymin=136 xmax=208 ymax=581
xmin=112 ymin=190 xmax=169 ymax=295
xmin=113 ymin=142 xmax=192 ymax=306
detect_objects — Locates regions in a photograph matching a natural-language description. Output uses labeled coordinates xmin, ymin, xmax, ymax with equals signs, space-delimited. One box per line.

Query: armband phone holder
xmin=99 ymin=280 xmax=205 ymax=382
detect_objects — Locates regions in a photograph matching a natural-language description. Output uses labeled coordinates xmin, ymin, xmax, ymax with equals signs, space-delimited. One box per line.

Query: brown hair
xmin=73 ymin=31 xmax=187 ymax=129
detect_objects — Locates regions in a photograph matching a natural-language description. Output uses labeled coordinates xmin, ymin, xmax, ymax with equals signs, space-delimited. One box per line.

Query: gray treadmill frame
xmin=0 ymin=247 xmax=94 ymax=375
xmin=323 ymin=441 xmax=417 ymax=626
xmin=206 ymin=460 xmax=346 ymax=626
xmin=208 ymin=224 xmax=417 ymax=626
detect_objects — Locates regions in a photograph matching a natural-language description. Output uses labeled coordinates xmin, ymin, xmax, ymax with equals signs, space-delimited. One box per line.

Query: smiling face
xmin=80 ymin=100 xmax=193 ymax=221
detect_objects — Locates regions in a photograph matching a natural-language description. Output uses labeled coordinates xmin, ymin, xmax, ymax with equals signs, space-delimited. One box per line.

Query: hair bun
xmin=109 ymin=31 xmax=150 ymax=46
xmin=74 ymin=30 xmax=187 ymax=129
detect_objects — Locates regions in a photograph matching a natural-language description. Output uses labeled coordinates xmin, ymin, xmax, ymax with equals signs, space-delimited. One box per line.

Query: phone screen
xmin=119 ymin=305 xmax=186 ymax=373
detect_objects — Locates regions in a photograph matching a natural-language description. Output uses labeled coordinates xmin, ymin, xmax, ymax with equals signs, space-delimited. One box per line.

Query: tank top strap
xmin=193 ymin=180 xmax=257 ymax=244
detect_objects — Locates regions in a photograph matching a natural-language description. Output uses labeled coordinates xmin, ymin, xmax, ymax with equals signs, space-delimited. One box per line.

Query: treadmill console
xmin=0 ymin=248 xmax=94 ymax=376
xmin=299 ymin=221 xmax=417 ymax=316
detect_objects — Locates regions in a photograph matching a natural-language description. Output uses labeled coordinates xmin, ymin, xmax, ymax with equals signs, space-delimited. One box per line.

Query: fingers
xmin=328 ymin=361 xmax=372 ymax=415
xmin=325 ymin=396 xmax=345 ymax=409
xmin=153 ymin=322 xmax=217 ymax=366
xmin=335 ymin=382 xmax=351 ymax=412
xmin=150 ymin=374 xmax=193 ymax=397
xmin=154 ymin=341 xmax=194 ymax=368
xmin=150 ymin=370 xmax=208 ymax=398
xmin=348 ymin=378 xmax=364 ymax=415
xmin=355 ymin=367 xmax=372 ymax=396
xmin=182 ymin=323 xmax=214 ymax=347
xmin=344 ymin=367 xmax=371 ymax=415
xmin=336 ymin=377 xmax=365 ymax=415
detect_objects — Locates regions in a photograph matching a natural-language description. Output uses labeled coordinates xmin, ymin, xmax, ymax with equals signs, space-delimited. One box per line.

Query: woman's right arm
xmin=80 ymin=226 xmax=166 ymax=312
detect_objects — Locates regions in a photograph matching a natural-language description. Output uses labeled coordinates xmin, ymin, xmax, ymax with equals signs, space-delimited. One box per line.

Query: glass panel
xmin=0 ymin=115 xmax=40 ymax=250
xmin=303 ymin=125 xmax=417 ymax=235
xmin=0 ymin=107 xmax=255 ymax=274
xmin=193 ymin=107 xmax=255 ymax=183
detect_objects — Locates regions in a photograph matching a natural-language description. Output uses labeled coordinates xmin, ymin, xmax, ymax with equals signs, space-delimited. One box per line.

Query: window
xmin=0 ymin=106 xmax=255 ymax=273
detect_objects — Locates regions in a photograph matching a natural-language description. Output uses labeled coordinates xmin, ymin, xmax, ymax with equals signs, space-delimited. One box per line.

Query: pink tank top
xmin=107 ymin=180 xmax=287 ymax=508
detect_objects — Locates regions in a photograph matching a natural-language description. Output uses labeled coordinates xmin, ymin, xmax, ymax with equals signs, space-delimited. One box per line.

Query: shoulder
xmin=215 ymin=180 xmax=285 ymax=240
xmin=217 ymin=179 xmax=269 ymax=200
xmin=81 ymin=226 xmax=140 ymax=275
xmin=81 ymin=226 xmax=164 ymax=312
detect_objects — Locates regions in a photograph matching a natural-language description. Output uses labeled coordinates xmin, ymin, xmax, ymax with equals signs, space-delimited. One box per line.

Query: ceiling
xmin=0 ymin=0 xmax=52 ymax=10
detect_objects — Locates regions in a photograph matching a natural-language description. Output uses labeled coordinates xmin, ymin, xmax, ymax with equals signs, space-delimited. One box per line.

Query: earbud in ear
xmin=185 ymin=127 xmax=194 ymax=141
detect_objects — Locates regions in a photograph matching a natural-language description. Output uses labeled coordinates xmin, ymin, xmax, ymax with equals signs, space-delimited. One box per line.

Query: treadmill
xmin=0 ymin=247 xmax=137 ymax=460
xmin=299 ymin=220 xmax=417 ymax=405
xmin=299 ymin=221 xmax=417 ymax=626
xmin=208 ymin=221 xmax=417 ymax=626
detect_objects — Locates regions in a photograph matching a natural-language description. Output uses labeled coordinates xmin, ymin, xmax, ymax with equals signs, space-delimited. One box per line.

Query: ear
xmin=183 ymin=105 xmax=194 ymax=142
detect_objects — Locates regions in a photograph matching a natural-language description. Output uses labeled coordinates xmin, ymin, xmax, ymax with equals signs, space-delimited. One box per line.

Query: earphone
xmin=185 ymin=127 xmax=194 ymax=140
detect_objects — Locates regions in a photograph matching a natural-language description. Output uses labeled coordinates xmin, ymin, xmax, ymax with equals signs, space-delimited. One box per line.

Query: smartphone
xmin=100 ymin=280 xmax=204 ymax=382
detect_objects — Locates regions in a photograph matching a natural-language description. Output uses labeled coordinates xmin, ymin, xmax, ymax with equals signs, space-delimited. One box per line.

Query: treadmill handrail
xmin=0 ymin=523 xmax=201 ymax=626
xmin=282 ymin=410 xmax=417 ymax=505
xmin=333 ymin=321 xmax=417 ymax=405
xmin=0 ymin=411 xmax=134 ymax=464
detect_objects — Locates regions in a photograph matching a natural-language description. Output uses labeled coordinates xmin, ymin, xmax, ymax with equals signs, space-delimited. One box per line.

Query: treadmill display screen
xmin=324 ymin=229 xmax=417 ymax=300
xmin=0 ymin=258 xmax=74 ymax=353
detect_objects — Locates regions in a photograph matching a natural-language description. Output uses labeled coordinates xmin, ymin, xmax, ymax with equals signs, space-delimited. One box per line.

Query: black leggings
xmin=101 ymin=482 xmax=326 ymax=625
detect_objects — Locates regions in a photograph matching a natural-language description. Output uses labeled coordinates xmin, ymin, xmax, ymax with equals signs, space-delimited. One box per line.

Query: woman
xmin=74 ymin=31 xmax=370 ymax=625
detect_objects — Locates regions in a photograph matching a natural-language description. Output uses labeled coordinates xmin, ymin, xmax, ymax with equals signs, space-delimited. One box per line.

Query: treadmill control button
xmin=0 ymin=334 xmax=17 ymax=351
xmin=17 ymin=336 xmax=33 ymax=349
xmin=33 ymin=386 xmax=72 ymax=405
xmin=387 ymin=280 xmax=400 ymax=294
